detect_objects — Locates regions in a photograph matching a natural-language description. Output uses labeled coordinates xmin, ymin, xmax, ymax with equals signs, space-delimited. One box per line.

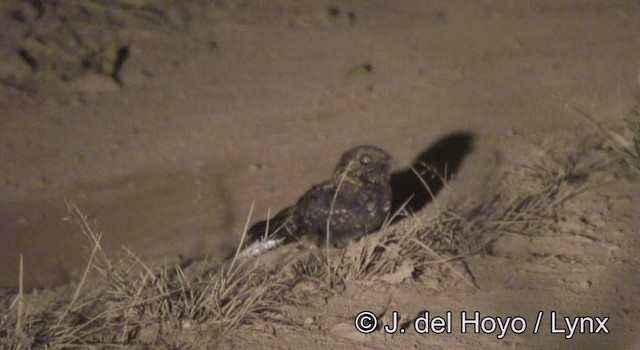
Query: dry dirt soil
xmin=1 ymin=0 xmax=639 ymax=348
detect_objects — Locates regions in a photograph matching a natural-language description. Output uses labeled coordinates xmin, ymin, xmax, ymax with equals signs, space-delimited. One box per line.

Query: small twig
xmin=326 ymin=160 xmax=353 ymax=286
xmin=121 ymin=246 xmax=155 ymax=280
xmin=56 ymin=232 xmax=101 ymax=326
xmin=408 ymin=237 xmax=480 ymax=290
xmin=229 ymin=202 xmax=255 ymax=271
xmin=16 ymin=254 xmax=24 ymax=340
xmin=262 ymin=207 xmax=272 ymax=240
xmin=65 ymin=200 xmax=113 ymax=273
xmin=410 ymin=166 xmax=440 ymax=214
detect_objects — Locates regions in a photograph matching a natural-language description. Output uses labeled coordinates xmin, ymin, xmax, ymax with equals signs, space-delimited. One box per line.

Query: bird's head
xmin=332 ymin=145 xmax=393 ymax=186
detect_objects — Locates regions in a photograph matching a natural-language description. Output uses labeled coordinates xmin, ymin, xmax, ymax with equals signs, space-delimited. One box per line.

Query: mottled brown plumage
xmin=246 ymin=145 xmax=393 ymax=249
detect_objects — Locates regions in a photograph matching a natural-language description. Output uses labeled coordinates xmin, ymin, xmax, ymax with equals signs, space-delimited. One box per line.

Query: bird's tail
xmin=229 ymin=206 xmax=297 ymax=260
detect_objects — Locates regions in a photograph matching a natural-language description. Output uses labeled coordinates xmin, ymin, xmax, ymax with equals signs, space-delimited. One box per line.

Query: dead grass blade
xmin=577 ymin=108 xmax=640 ymax=176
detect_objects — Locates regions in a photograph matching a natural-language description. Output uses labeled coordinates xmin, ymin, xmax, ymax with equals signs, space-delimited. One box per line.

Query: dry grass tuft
xmin=0 ymin=203 xmax=295 ymax=349
xmin=579 ymin=109 xmax=640 ymax=176
xmin=0 ymin=143 xmax=599 ymax=348
xmin=459 ymin=148 xmax=597 ymax=251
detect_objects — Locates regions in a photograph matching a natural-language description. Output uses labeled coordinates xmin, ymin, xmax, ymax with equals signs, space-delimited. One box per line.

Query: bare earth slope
xmin=0 ymin=1 xmax=639 ymax=348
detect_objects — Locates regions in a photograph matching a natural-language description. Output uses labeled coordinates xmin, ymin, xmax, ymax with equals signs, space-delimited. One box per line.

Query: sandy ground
xmin=1 ymin=0 xmax=639 ymax=348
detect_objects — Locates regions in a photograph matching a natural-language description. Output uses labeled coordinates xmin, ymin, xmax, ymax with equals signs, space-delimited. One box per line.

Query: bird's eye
xmin=360 ymin=154 xmax=372 ymax=165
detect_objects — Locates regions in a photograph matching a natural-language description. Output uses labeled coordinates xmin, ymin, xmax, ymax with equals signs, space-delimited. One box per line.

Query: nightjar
xmin=244 ymin=145 xmax=393 ymax=254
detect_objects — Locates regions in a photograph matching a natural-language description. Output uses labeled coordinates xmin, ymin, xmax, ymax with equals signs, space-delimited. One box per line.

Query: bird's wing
xmin=246 ymin=205 xmax=296 ymax=242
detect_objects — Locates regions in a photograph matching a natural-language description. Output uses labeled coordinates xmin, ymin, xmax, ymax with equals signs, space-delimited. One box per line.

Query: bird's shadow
xmin=390 ymin=131 xmax=475 ymax=219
